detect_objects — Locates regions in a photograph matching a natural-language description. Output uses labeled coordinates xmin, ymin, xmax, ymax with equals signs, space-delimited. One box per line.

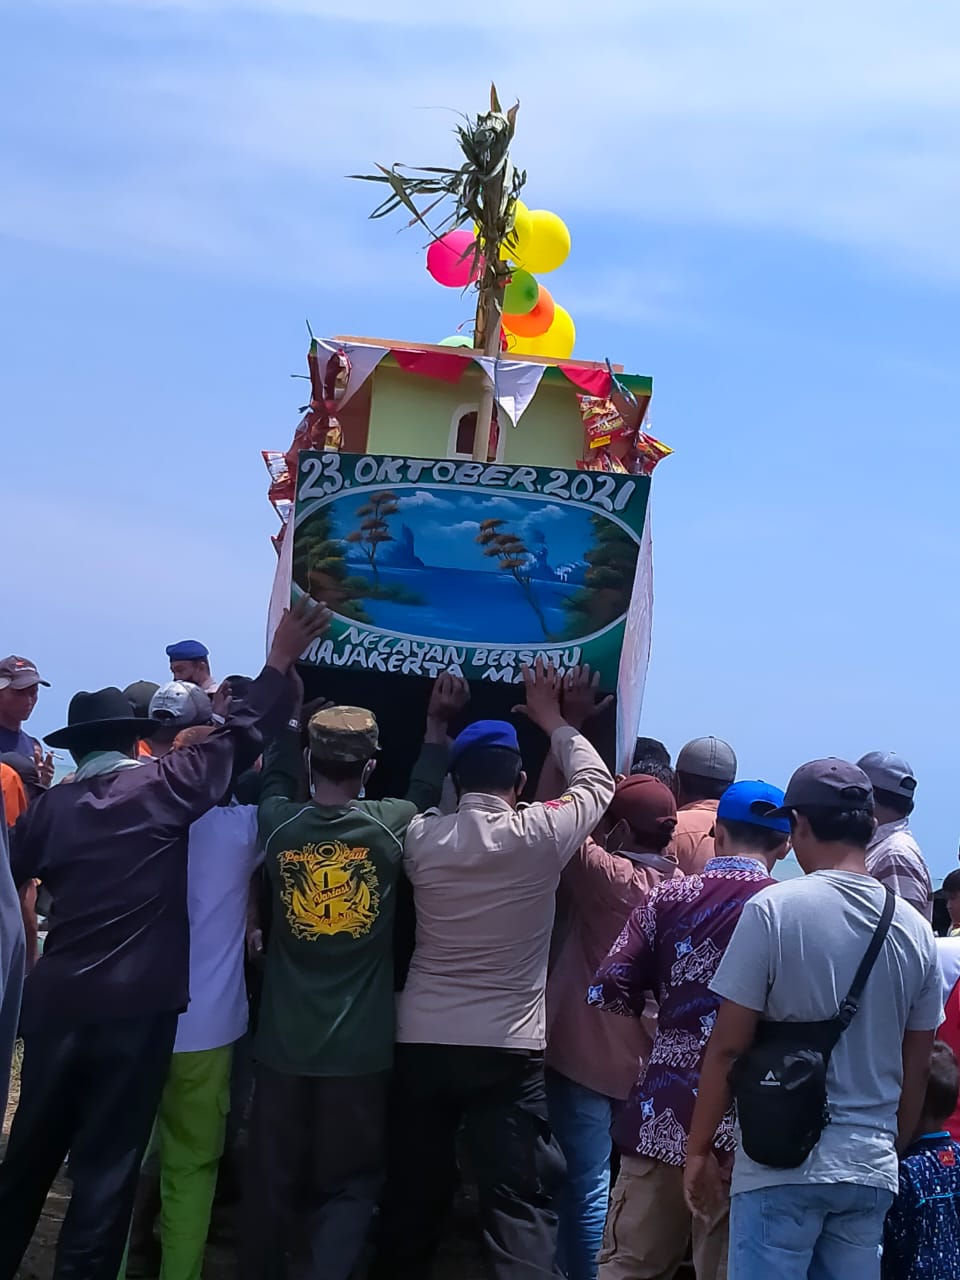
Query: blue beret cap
xmin=450 ymin=720 xmax=520 ymax=768
xmin=165 ymin=640 xmax=209 ymax=661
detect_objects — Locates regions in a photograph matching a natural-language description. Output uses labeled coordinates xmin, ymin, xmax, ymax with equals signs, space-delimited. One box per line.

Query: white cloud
xmin=5 ymin=0 xmax=960 ymax=285
xmin=396 ymin=491 xmax=455 ymax=511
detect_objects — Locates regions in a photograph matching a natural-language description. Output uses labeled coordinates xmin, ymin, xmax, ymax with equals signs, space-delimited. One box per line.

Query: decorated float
xmin=264 ymin=88 xmax=670 ymax=790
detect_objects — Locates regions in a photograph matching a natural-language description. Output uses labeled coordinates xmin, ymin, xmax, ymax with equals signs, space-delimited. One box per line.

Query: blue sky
xmin=4 ymin=1 xmax=960 ymax=874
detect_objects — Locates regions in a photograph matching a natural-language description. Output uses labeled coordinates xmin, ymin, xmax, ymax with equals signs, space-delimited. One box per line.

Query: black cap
xmin=770 ymin=758 xmax=874 ymax=818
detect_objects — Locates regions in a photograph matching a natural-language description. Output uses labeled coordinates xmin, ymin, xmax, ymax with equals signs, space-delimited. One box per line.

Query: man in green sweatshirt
xmin=242 ymin=672 xmax=468 ymax=1280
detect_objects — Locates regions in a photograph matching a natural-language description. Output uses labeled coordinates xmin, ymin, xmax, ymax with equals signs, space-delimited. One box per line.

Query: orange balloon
xmin=503 ymin=285 xmax=555 ymax=338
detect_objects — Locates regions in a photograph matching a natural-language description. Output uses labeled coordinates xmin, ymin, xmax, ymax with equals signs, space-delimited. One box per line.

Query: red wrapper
xmin=578 ymin=395 xmax=629 ymax=449
xmin=629 ymin=433 xmax=673 ymax=476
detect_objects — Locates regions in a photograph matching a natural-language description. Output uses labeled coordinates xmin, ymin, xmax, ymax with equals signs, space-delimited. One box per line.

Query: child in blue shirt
xmin=883 ymin=1040 xmax=960 ymax=1280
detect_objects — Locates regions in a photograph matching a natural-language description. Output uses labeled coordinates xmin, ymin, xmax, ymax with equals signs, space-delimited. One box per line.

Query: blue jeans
xmin=546 ymin=1070 xmax=614 ymax=1280
xmin=729 ymin=1183 xmax=894 ymax=1280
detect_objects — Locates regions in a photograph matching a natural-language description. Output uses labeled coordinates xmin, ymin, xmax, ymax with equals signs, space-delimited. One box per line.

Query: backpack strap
xmin=837 ymin=887 xmax=896 ymax=1028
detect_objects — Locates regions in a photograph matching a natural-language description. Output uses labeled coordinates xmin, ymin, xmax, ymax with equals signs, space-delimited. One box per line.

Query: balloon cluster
xmin=426 ymin=200 xmax=575 ymax=360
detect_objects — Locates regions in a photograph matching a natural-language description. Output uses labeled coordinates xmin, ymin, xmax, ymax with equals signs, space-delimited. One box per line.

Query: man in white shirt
xmin=371 ymin=661 xmax=615 ymax=1280
xmin=858 ymin=751 xmax=932 ymax=922
xmin=130 ymin=725 xmax=262 ymax=1280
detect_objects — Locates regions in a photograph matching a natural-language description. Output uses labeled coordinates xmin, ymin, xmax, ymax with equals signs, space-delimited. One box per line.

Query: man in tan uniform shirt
xmin=670 ymin=736 xmax=737 ymax=875
xmin=371 ymin=661 xmax=615 ymax=1280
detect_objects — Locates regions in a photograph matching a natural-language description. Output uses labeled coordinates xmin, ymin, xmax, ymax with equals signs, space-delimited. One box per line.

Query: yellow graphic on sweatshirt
xmin=278 ymin=842 xmax=379 ymax=939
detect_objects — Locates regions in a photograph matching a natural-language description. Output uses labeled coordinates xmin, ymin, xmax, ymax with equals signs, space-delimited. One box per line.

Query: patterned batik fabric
xmin=589 ymin=855 xmax=775 ymax=1165
xmin=882 ymin=1135 xmax=960 ymax=1280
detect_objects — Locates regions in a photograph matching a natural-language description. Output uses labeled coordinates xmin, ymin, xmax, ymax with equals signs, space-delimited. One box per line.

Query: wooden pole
xmin=471 ymin=158 xmax=507 ymax=461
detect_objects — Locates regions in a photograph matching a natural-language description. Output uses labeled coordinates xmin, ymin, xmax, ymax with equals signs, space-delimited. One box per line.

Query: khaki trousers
xmin=598 ymin=1155 xmax=729 ymax=1280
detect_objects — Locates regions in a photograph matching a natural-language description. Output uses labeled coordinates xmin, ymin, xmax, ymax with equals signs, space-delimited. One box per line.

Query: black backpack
xmin=730 ymin=887 xmax=895 ymax=1169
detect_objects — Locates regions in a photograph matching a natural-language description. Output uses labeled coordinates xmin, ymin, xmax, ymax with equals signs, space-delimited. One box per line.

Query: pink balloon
xmin=426 ymin=230 xmax=479 ymax=288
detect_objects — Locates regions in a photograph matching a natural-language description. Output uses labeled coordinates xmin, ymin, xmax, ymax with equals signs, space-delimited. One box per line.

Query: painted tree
xmin=476 ymin=518 xmax=552 ymax=640
xmin=345 ymin=491 xmax=400 ymax=589
xmin=562 ymin=515 xmax=639 ymax=636
xmin=353 ymin=84 xmax=525 ymax=460
xmin=292 ymin=508 xmax=373 ymax=624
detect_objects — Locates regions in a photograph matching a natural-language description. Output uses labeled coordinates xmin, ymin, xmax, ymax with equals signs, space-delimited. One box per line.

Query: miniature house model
xmin=294 ymin=336 xmax=654 ymax=471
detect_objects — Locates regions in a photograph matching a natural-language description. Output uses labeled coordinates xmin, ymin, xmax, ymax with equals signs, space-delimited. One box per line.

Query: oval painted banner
xmin=291 ymin=452 xmax=651 ymax=692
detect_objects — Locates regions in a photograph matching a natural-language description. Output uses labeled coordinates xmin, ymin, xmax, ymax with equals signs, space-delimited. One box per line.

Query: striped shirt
xmin=866 ymin=819 xmax=932 ymax=922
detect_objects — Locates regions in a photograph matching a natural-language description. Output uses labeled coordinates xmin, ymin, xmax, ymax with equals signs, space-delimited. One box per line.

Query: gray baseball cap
xmin=676 ymin=736 xmax=737 ymax=783
xmin=857 ymin=751 xmax=917 ymax=800
xmin=149 ymin=681 xmax=213 ymax=728
xmin=770 ymin=758 xmax=874 ymax=817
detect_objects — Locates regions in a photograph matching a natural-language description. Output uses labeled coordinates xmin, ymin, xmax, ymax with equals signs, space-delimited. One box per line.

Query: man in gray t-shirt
xmin=683 ymin=759 xmax=941 ymax=1280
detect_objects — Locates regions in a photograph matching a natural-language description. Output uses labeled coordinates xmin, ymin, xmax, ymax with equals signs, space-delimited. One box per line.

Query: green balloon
xmin=503 ymin=270 xmax=540 ymax=317
xmin=438 ymin=335 xmax=473 ymax=347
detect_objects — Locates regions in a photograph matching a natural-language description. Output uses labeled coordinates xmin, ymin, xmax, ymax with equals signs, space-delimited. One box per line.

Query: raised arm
xmin=404 ymin=674 xmax=468 ymax=811
xmin=515 ymin=661 xmax=616 ymax=865
xmin=535 ymin=664 xmax=613 ymax=805
xmin=158 ymin=599 xmax=330 ymax=826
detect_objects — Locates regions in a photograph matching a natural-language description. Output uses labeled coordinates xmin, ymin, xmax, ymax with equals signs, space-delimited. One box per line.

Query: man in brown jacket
xmin=670 ymin=737 xmax=737 ymax=875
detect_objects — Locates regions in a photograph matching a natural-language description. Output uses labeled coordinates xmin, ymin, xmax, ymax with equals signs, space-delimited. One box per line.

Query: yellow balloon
xmin=501 ymin=200 xmax=532 ymax=264
xmin=507 ymin=305 xmax=576 ymax=360
xmin=517 ymin=210 xmax=571 ymax=274
xmin=474 ymin=200 xmax=532 ymax=263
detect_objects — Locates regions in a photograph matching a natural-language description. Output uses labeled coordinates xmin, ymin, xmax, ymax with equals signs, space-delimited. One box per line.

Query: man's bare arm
xmin=898 ymin=1028 xmax=935 ymax=1151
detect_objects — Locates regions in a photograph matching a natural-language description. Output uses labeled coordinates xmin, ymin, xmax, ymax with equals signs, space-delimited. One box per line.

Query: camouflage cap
xmin=307 ymin=706 xmax=380 ymax=763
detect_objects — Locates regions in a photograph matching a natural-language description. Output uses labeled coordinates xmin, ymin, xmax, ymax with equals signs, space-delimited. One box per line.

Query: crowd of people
xmin=0 ymin=616 xmax=959 ymax=1280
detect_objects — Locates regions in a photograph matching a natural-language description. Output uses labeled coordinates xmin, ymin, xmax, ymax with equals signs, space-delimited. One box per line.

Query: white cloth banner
xmin=265 ymin=516 xmax=295 ymax=653
xmin=470 ymin=356 xmax=546 ymax=427
xmin=615 ymin=508 xmax=654 ymax=773
xmin=317 ymin=340 xmax=389 ymax=407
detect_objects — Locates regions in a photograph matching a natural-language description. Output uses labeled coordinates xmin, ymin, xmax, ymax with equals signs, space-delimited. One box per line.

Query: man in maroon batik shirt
xmin=588 ymin=781 xmax=790 ymax=1280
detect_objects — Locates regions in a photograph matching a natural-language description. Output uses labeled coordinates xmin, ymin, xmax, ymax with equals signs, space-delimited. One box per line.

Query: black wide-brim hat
xmin=45 ymin=687 xmax=164 ymax=750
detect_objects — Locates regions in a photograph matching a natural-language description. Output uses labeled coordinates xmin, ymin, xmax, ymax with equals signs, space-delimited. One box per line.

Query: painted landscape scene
xmin=293 ymin=487 xmax=641 ymax=645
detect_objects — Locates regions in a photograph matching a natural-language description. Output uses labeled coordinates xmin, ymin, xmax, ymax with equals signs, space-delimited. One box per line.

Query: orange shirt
xmin=1 ymin=762 xmax=27 ymax=827
xmin=669 ymin=798 xmax=719 ymax=876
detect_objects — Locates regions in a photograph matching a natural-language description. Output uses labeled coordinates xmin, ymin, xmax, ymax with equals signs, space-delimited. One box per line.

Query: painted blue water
xmin=350 ymin=564 xmax=582 ymax=644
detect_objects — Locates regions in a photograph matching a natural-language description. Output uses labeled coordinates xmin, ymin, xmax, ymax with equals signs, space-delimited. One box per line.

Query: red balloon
xmin=426 ymin=230 xmax=479 ymax=288
xmin=503 ymin=286 xmax=555 ymax=337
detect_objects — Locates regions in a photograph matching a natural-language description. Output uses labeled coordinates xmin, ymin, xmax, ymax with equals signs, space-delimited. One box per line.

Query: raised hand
xmin=512 ymin=659 xmax=566 ymax=737
xmin=561 ymin=665 xmax=615 ymax=730
xmin=427 ymin=672 xmax=471 ymax=724
xmin=267 ymin=596 xmax=332 ymax=673
xmin=34 ymin=744 xmax=55 ymax=789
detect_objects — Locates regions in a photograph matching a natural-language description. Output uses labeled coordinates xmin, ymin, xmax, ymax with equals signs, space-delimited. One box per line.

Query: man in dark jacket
xmin=0 ymin=598 xmax=329 ymax=1280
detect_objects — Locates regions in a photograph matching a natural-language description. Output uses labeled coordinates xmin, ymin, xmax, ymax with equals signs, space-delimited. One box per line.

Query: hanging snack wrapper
xmin=630 ymin=433 xmax=673 ymax=476
xmin=323 ymin=347 xmax=352 ymax=405
xmin=578 ymin=448 xmax=629 ymax=474
xmin=319 ymin=347 xmax=351 ymax=453
xmin=578 ymin=395 xmax=631 ymax=450
xmin=262 ymin=450 xmax=294 ymax=503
